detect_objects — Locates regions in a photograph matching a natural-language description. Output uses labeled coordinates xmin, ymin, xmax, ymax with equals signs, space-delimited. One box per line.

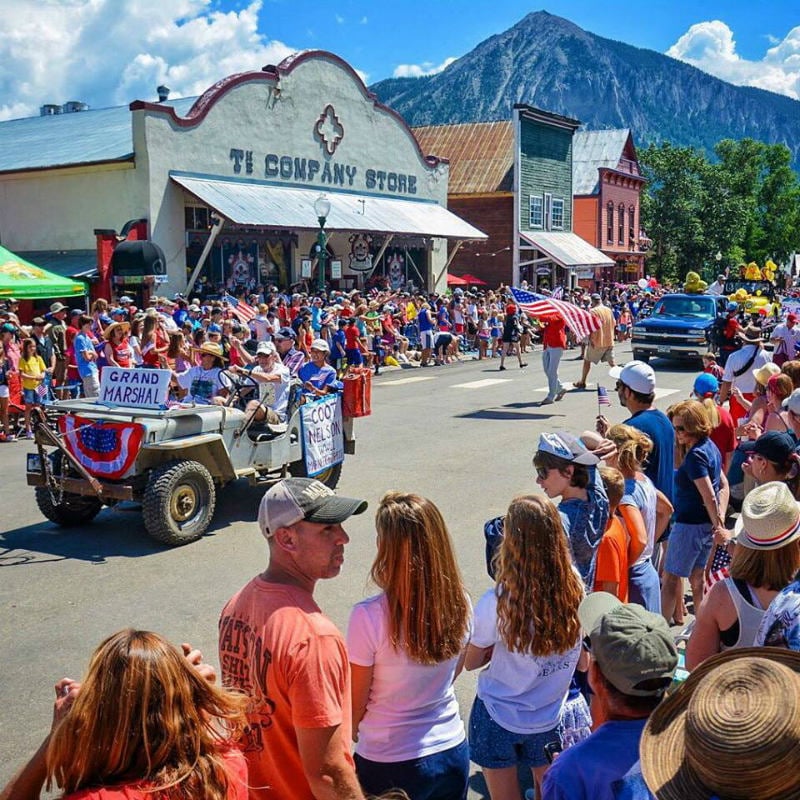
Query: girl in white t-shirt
xmin=347 ymin=492 xmax=472 ymax=800
xmin=466 ymin=495 xmax=585 ymax=799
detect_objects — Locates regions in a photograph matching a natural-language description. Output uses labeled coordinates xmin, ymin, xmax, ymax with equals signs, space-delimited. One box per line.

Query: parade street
xmin=0 ymin=342 xmax=693 ymax=795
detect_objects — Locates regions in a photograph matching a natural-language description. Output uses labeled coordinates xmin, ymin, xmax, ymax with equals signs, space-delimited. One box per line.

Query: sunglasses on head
xmin=673 ymin=424 xmax=686 ymax=432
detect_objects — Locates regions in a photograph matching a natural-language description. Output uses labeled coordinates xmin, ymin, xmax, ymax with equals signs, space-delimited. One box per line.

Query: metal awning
xmin=520 ymin=231 xmax=614 ymax=268
xmin=171 ymin=172 xmax=487 ymax=240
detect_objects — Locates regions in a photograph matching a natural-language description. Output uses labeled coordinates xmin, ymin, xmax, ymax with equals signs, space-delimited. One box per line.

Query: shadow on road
xmin=458 ymin=407 xmax=566 ymax=421
xmin=0 ymin=479 xmax=267 ymax=566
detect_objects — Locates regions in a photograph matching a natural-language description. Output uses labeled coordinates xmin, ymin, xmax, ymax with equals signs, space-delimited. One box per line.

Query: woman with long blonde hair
xmin=1 ymin=629 xmax=248 ymax=800
xmin=348 ymin=492 xmax=471 ymax=800
xmin=466 ymin=495 xmax=585 ymax=799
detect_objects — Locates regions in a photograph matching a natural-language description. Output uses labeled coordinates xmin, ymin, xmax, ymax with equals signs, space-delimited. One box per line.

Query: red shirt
xmin=344 ymin=325 xmax=361 ymax=349
xmin=710 ymin=404 xmax=736 ymax=460
xmin=541 ymin=316 xmax=567 ymax=349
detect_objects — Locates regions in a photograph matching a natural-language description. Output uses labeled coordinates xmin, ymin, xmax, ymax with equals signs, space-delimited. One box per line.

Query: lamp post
xmin=314 ymin=194 xmax=331 ymax=293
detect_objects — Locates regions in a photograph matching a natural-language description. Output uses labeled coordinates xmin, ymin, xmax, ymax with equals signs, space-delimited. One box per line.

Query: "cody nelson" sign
xmin=229 ymin=149 xmax=420 ymax=196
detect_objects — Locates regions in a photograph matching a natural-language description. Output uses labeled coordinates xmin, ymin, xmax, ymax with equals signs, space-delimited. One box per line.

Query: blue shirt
xmin=626 ymin=409 xmax=675 ymax=502
xmin=298 ymin=361 xmax=342 ymax=395
xmin=558 ymin=465 xmax=609 ymax=587
xmin=541 ymin=719 xmax=654 ymax=800
xmin=674 ymin=436 xmax=721 ymax=524
xmin=418 ymin=308 xmax=433 ymax=332
xmin=73 ymin=332 xmax=98 ymax=378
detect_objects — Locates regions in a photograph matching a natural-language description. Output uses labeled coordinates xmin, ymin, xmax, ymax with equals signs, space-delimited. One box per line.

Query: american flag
xmin=552 ymin=285 xmax=564 ymax=300
xmin=510 ymin=287 xmax=600 ymax=341
xmin=705 ymin=544 xmax=732 ymax=590
xmin=223 ymin=293 xmax=256 ymax=324
xmin=597 ymin=385 xmax=611 ymax=406
xmin=36 ymin=373 xmax=50 ymax=400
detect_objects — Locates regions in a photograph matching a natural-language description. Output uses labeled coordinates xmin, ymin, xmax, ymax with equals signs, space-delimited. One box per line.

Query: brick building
xmin=572 ymin=129 xmax=648 ymax=287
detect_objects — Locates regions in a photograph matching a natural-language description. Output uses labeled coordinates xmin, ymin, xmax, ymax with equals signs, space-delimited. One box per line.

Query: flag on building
xmin=510 ymin=287 xmax=600 ymax=342
xmin=597 ymin=385 xmax=611 ymax=407
xmin=223 ymin=293 xmax=256 ymax=324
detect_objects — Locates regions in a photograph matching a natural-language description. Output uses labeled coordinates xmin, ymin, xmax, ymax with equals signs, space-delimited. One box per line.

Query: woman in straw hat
xmin=640 ymin=646 xmax=800 ymax=800
xmin=686 ymin=481 xmax=800 ymax=670
xmin=102 ymin=320 xmax=132 ymax=369
xmin=173 ymin=342 xmax=230 ymax=405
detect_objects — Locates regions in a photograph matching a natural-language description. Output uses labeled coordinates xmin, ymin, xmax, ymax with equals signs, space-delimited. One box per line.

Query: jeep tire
xmin=289 ymin=459 xmax=342 ymax=490
xmin=35 ymin=451 xmax=103 ymax=527
xmin=143 ymin=460 xmax=216 ymax=546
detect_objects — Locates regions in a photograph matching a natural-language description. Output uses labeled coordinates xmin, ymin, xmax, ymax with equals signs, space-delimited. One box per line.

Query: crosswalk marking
xmin=376 ymin=375 xmax=435 ymax=386
xmin=451 ymin=378 xmax=512 ymax=389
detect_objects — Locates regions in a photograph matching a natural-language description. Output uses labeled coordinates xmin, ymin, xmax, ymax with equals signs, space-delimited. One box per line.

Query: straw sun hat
xmin=733 ymin=481 xmax=800 ymax=550
xmin=640 ymin=647 xmax=800 ymax=800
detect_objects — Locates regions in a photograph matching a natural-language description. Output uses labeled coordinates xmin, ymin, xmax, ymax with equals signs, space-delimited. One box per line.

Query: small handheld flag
xmin=597 ymin=385 xmax=611 ymax=407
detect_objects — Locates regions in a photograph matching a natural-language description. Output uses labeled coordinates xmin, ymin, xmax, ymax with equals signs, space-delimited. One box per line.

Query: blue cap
xmin=727 ymin=302 xmax=738 ymax=312
xmin=99 ymin=314 xmax=113 ymax=324
xmin=110 ymin=307 xmax=126 ymax=316
xmin=208 ymin=323 xmax=222 ymax=333
xmin=694 ymin=372 xmax=719 ymax=398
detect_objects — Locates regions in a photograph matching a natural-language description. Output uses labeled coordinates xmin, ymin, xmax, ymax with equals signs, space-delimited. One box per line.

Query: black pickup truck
xmin=631 ymin=293 xmax=729 ymax=364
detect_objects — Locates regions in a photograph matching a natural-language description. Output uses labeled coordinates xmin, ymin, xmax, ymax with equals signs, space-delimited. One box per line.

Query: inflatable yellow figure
xmin=683 ymin=271 xmax=708 ymax=293
xmin=764 ymin=259 xmax=777 ymax=282
xmin=744 ymin=262 xmax=763 ymax=280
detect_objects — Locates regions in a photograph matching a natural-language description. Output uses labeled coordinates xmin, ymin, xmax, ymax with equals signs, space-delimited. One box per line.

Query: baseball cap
xmin=788 ymin=313 xmax=798 ymax=324
xmin=739 ymin=430 xmax=797 ymax=463
xmin=579 ymin=592 xmax=678 ymax=696
xmin=0 ymin=322 xmax=15 ymax=333
xmin=110 ymin=307 xmax=126 ymax=316
xmin=258 ymin=477 xmax=367 ymax=539
xmin=609 ymin=360 xmax=656 ymax=394
xmin=119 ymin=296 xmax=133 ymax=304
xmin=310 ymin=338 xmax=330 ymax=353
xmin=207 ymin=323 xmax=222 ymax=333
xmin=31 ymin=316 xmax=45 ymax=326
xmin=256 ymin=340 xmax=277 ymax=355
xmin=785 ymin=389 xmax=800 ymax=416
xmin=692 ymin=372 xmax=718 ymax=398
xmin=536 ymin=431 xmax=599 ymax=466
xmin=274 ymin=326 xmax=296 ymax=341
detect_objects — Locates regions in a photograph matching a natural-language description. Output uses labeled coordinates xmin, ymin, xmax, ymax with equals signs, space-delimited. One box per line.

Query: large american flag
xmin=510 ymin=287 xmax=600 ymax=341
xmin=223 ymin=293 xmax=257 ymax=324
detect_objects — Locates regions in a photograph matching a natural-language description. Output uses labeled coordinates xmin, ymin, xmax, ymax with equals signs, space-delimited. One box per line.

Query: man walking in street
xmin=219 ymin=478 xmax=368 ymax=800
xmin=574 ymin=294 xmax=615 ymax=389
xmin=538 ymin=311 xmax=567 ymax=405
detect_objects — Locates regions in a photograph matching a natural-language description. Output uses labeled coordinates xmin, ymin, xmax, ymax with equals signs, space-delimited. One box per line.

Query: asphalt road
xmin=0 ymin=342 xmax=698 ymax=795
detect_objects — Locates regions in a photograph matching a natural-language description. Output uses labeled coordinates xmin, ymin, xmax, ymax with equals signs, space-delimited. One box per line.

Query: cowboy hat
xmin=640 ymin=647 xmax=800 ymax=800
xmin=50 ymin=302 xmax=68 ymax=314
xmin=197 ymin=342 xmax=226 ymax=362
xmin=103 ymin=321 xmax=130 ymax=340
xmin=740 ymin=325 xmax=764 ymax=344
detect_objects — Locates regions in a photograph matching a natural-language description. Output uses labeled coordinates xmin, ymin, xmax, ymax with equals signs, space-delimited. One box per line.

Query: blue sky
xmin=1 ymin=0 xmax=798 ymax=121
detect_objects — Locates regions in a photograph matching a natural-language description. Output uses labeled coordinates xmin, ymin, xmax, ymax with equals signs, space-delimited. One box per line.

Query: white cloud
xmin=667 ymin=20 xmax=800 ymax=100
xmin=0 ymin=0 xmax=299 ymax=121
xmin=335 ymin=14 xmax=344 ymax=24
xmin=360 ymin=16 xmax=368 ymax=25
xmin=392 ymin=56 xmax=457 ymax=79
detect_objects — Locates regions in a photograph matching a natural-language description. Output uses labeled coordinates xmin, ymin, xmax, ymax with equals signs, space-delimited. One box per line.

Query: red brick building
xmin=572 ymin=130 xmax=648 ymax=287
xmin=413 ymin=122 xmax=514 ymax=287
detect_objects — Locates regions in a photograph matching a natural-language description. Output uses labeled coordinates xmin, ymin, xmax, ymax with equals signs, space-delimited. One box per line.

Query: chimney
xmin=157 ymin=85 xmax=170 ymax=102
xmin=63 ymin=101 xmax=89 ymax=113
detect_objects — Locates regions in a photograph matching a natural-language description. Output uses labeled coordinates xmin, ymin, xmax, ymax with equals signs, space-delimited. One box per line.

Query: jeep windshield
xmin=651 ymin=296 xmax=715 ymax=319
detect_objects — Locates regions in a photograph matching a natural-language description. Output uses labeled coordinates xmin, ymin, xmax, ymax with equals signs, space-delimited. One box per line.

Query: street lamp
xmin=314 ymin=194 xmax=331 ymax=292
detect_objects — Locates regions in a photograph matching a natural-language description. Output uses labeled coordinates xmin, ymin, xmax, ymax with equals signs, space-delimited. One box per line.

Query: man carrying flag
xmin=539 ymin=310 xmax=568 ymax=405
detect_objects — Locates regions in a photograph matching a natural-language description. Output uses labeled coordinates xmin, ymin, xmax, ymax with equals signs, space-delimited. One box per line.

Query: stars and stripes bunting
xmin=510 ymin=287 xmax=600 ymax=341
xmin=222 ymin=293 xmax=257 ymax=324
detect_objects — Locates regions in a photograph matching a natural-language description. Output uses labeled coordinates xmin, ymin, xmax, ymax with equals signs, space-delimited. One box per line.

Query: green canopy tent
xmin=0 ymin=245 xmax=87 ymax=300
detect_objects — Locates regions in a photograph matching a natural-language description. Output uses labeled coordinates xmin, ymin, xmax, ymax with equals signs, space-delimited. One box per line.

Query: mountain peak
xmin=370 ymin=13 xmax=799 ymax=168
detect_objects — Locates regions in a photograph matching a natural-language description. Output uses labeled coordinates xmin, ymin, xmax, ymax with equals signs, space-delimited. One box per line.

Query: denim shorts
xmin=664 ymin=521 xmax=713 ymax=577
xmin=469 ymin=696 xmax=561 ymax=769
xmin=23 ymin=387 xmax=41 ymax=405
xmin=354 ymin=739 xmax=469 ymax=800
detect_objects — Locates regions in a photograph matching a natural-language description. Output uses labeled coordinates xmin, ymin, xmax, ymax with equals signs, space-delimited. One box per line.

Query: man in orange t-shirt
xmin=595 ymin=466 xmax=630 ymax=601
xmin=219 ymin=478 xmax=368 ymax=800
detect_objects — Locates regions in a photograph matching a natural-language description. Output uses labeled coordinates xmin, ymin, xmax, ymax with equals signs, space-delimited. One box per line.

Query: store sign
xmin=99 ymin=368 xmax=171 ymax=409
xmin=300 ymin=394 xmax=344 ymax=476
xmin=229 ymin=149 xmax=419 ymax=196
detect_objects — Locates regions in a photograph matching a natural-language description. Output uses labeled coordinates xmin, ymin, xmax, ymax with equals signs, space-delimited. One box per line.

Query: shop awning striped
xmin=171 ymin=172 xmax=487 ymax=240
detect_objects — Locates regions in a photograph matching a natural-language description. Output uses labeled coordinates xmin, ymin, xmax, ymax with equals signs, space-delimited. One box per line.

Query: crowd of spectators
xmin=5 ymin=277 xmax=800 ymax=800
